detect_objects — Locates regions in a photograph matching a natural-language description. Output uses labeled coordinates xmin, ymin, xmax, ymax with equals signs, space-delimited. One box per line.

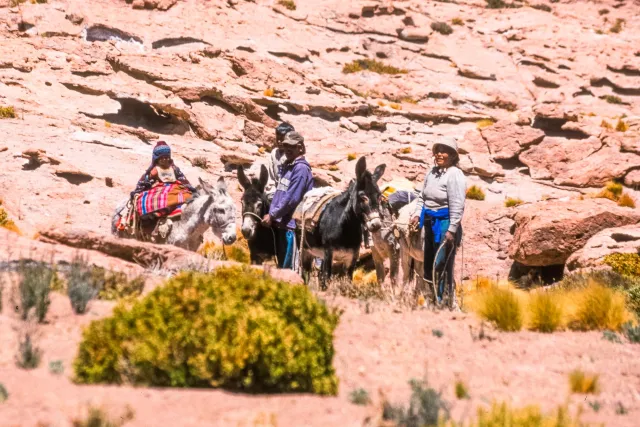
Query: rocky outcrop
xmin=509 ymin=199 xmax=640 ymax=267
xmin=565 ymin=225 xmax=640 ymax=274
xmin=480 ymin=122 xmax=544 ymax=160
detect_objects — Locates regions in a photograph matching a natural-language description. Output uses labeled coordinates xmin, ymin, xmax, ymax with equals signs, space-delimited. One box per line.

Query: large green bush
xmin=73 ymin=266 xmax=339 ymax=395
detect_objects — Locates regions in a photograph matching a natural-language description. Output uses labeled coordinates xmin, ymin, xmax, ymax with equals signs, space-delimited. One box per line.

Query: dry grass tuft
xmin=477 ymin=285 xmax=523 ymax=332
xmin=600 ymin=119 xmax=612 ymax=129
xmin=466 ymin=185 xmax=485 ymax=201
xmin=617 ymin=193 xmax=636 ymax=208
xmin=0 ymin=200 xmax=20 ymax=235
xmin=451 ymin=17 xmax=464 ymax=26
xmin=389 ymin=103 xmax=402 ymax=110
xmin=191 ymin=156 xmax=209 ymax=170
xmin=342 ymin=59 xmax=408 ymax=75
xmin=567 ymin=281 xmax=629 ymax=331
xmin=277 ymin=0 xmax=296 ymax=11
xmin=610 ymin=18 xmax=625 ymax=33
xmin=616 ymin=119 xmax=629 ymax=132
xmin=476 ymin=119 xmax=495 ymax=129
xmin=347 ymin=153 xmax=357 ymax=161
xmin=198 ymin=239 xmax=250 ymax=264
xmin=528 ymin=291 xmax=563 ymax=333
xmin=569 ymin=370 xmax=599 ymax=394
xmin=603 ymin=94 xmax=623 ymax=104
xmin=263 ymin=88 xmax=275 ymax=97
xmin=0 ymin=106 xmax=17 ymax=119
xmin=399 ymin=147 xmax=412 ymax=154
xmin=431 ymin=21 xmax=453 ymax=35
xmin=504 ymin=197 xmax=523 ymax=207
xmin=455 ymin=380 xmax=470 ymax=399
xmin=532 ymin=3 xmax=552 ymax=12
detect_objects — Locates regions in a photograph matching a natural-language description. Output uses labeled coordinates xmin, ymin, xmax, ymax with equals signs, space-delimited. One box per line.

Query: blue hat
xmin=152 ymin=141 xmax=171 ymax=163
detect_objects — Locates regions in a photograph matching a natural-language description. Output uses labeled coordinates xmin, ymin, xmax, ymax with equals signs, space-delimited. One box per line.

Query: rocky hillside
xmin=0 ymin=0 xmax=639 ymax=278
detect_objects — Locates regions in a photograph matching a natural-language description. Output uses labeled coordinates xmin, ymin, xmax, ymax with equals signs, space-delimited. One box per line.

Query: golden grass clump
xmin=451 ymin=17 xmax=464 ymax=26
xmin=600 ymin=119 xmax=612 ymax=130
xmin=617 ymin=193 xmax=636 ymax=208
xmin=477 ymin=286 xmax=523 ymax=332
xmin=347 ymin=153 xmax=357 ymax=161
xmin=476 ymin=119 xmax=495 ymax=129
xmin=389 ymin=103 xmax=402 ymax=110
xmin=277 ymin=0 xmax=296 ymax=11
xmin=473 ymin=401 xmax=583 ymax=426
xmin=263 ymin=87 xmax=275 ymax=97
xmin=399 ymin=147 xmax=412 ymax=154
xmin=198 ymin=239 xmax=250 ymax=264
xmin=328 ymin=165 xmax=339 ymax=172
xmin=342 ymin=59 xmax=408 ymax=75
xmin=0 ymin=106 xmax=17 ymax=119
xmin=466 ymin=185 xmax=485 ymax=201
xmin=616 ymin=119 xmax=629 ymax=132
xmin=568 ymin=370 xmax=599 ymax=394
xmin=455 ymin=380 xmax=469 ymax=399
xmin=0 ymin=200 xmax=20 ymax=234
xmin=504 ymin=197 xmax=523 ymax=207
xmin=352 ymin=268 xmax=378 ymax=288
xmin=567 ymin=281 xmax=628 ymax=331
xmin=595 ymin=180 xmax=623 ymax=202
xmin=528 ymin=291 xmax=563 ymax=333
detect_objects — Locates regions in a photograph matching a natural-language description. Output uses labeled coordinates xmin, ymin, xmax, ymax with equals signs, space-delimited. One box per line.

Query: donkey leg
xmin=347 ymin=249 xmax=359 ymax=283
xmin=371 ymin=247 xmax=386 ymax=290
xmin=321 ymin=248 xmax=333 ymax=291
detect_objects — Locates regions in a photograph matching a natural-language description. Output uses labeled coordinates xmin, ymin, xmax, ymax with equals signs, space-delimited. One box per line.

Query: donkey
xmin=300 ymin=156 xmax=386 ymax=290
xmin=370 ymin=199 xmax=400 ymax=292
xmin=111 ymin=177 xmax=237 ymax=251
xmin=237 ymin=164 xmax=277 ymax=265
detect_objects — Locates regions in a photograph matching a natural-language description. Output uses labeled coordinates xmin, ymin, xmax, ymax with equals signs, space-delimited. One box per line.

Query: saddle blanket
xmin=293 ymin=187 xmax=340 ymax=232
xmin=135 ymin=183 xmax=193 ymax=217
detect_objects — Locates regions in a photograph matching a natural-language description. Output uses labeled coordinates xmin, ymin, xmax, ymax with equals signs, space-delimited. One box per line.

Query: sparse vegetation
xmin=451 ymin=17 xmax=464 ymax=26
xmin=617 ymin=193 xmax=636 ymax=208
xmin=616 ymin=402 xmax=628 ymax=415
xmin=473 ymin=402 xmax=583 ymax=426
xmin=199 ymin=240 xmax=250 ymax=264
xmin=610 ymin=18 xmax=625 ymax=33
xmin=277 ymin=0 xmax=296 ymax=11
xmin=478 ymin=286 xmax=523 ymax=332
xmin=602 ymin=330 xmax=622 ymax=343
xmin=588 ymin=400 xmax=601 ymax=412
xmin=466 ymin=185 xmax=486 ymax=201
xmin=604 ymin=253 xmax=640 ymax=278
xmin=569 ymin=370 xmax=599 ymax=394
xmin=603 ymin=95 xmax=623 ymax=104
xmin=389 ymin=103 xmax=402 ymax=110
xmin=105 ymin=177 xmax=114 ymax=187
xmin=0 ymin=105 xmax=17 ymax=119
xmin=455 ymin=380 xmax=469 ymax=399
xmin=49 ymin=360 xmax=64 ymax=375
xmin=432 ymin=329 xmax=443 ymax=338
xmin=616 ymin=118 xmax=629 ymax=132
xmin=600 ymin=119 xmax=613 ymax=129
xmin=347 ymin=153 xmax=357 ymax=161
xmin=599 ymin=8 xmax=609 ymax=15
xmin=342 ymin=59 xmax=408 ymax=75
xmin=485 ymin=0 xmax=522 ymax=9
xmin=191 ymin=156 xmax=209 ymax=170
xmin=528 ymin=291 xmax=563 ymax=333
xmin=0 ymin=383 xmax=7 ymax=403
xmin=104 ymin=121 xmax=111 ymax=128
xmin=476 ymin=119 xmax=495 ymax=129
xmin=622 ymin=322 xmax=640 ymax=343
xmin=263 ymin=87 xmax=275 ymax=97
xmin=568 ymin=282 xmax=628 ymax=331
xmin=532 ymin=3 xmax=552 ymax=12
xmin=0 ymin=200 xmax=20 ymax=234
xmin=382 ymin=378 xmax=450 ymax=426
xmin=626 ymin=285 xmax=640 ymax=318
xmin=431 ymin=21 xmax=453 ymax=35
xmin=67 ymin=256 xmax=100 ymax=314
xmin=16 ymin=333 xmax=41 ymax=369
xmin=18 ymin=261 xmax=52 ymax=323
xmin=400 ymin=147 xmax=412 ymax=154
xmin=72 ymin=406 xmax=135 ymax=427
xmin=504 ymin=197 xmax=523 ymax=207
xmin=349 ymin=388 xmax=371 ymax=405
xmin=74 ymin=267 xmax=340 ymax=395
xmin=332 ymin=269 xmax=382 ymax=300
xmin=328 ymin=165 xmax=339 ymax=172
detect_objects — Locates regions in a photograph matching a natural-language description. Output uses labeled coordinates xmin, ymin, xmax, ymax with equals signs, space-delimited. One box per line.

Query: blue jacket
xmin=269 ymin=157 xmax=314 ymax=229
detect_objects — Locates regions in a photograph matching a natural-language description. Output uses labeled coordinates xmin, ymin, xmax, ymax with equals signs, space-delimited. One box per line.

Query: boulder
xmin=457 ymin=130 xmax=505 ymax=178
xmin=479 ymin=122 xmax=544 ymax=160
xmin=509 ymin=199 xmax=640 ymax=267
xmin=397 ymin=28 xmax=430 ymax=43
xmin=565 ymin=225 xmax=640 ymax=274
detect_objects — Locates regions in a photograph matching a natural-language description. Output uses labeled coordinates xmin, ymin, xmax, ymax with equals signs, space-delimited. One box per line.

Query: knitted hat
xmin=152 ymin=141 xmax=171 ymax=163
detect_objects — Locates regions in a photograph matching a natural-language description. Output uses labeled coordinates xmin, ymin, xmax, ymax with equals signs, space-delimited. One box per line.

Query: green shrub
xmin=588 ymin=400 xmax=601 ymax=412
xmin=558 ymin=269 xmax=640 ymax=291
xmin=72 ymin=406 xmax=134 ymax=427
xmin=67 ymin=256 xmax=100 ymax=314
xmin=603 ymin=95 xmax=623 ymax=104
xmin=49 ymin=360 xmax=64 ymax=375
xmin=604 ymin=253 xmax=640 ymax=277
xmin=349 ymin=388 xmax=371 ymax=405
xmin=0 ymin=383 xmax=7 ymax=403
xmin=455 ymin=380 xmax=469 ymax=399
xmin=602 ymin=330 xmax=622 ymax=343
xmin=382 ymin=378 xmax=450 ymax=426
xmin=466 ymin=185 xmax=485 ymax=201
xmin=432 ymin=329 xmax=443 ymax=338
xmin=16 ymin=333 xmax=41 ymax=370
xmin=478 ymin=286 xmax=523 ymax=331
xmin=73 ymin=266 xmax=340 ymax=395
xmin=18 ymin=261 xmax=52 ymax=323
xmin=431 ymin=22 xmax=453 ymax=35
xmin=92 ymin=267 xmax=145 ymax=301
xmin=569 ymin=370 xmax=599 ymax=394
xmin=627 ymin=285 xmax=640 ymax=318
xmin=622 ymin=322 xmax=640 ymax=343
xmin=528 ymin=291 xmax=563 ymax=333
xmin=342 ymin=59 xmax=407 ymax=75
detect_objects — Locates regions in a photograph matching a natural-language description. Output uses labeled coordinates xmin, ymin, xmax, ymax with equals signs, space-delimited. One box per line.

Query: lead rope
xmin=242 ymin=211 xmax=280 ymax=266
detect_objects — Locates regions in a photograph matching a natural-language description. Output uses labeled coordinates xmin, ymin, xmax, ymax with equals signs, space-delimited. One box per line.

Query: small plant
xmin=16 ymin=333 xmax=41 ymax=369
xmin=504 ymin=197 xmax=523 ymax=207
xmin=466 ymin=185 xmax=485 ymax=201
xmin=595 ymin=29 xmax=604 ymax=35
xmin=616 ymin=402 xmax=628 ymax=415
xmin=18 ymin=261 xmax=52 ymax=323
xmin=104 ymin=121 xmax=111 ymax=128
xmin=0 ymin=383 xmax=7 ymax=403
xmin=191 ymin=156 xmax=209 ymax=170
xmin=569 ymin=370 xmax=599 ymax=394
xmin=49 ymin=360 xmax=64 ymax=375
xmin=67 ymin=255 xmax=100 ymax=315
xmin=528 ymin=291 xmax=563 ymax=333
xmin=568 ymin=282 xmax=628 ymax=331
xmin=382 ymin=378 xmax=450 ymax=426
xmin=451 ymin=17 xmax=464 ymax=26
xmin=475 ymin=402 xmax=583 ymax=425
xmin=0 ymin=202 xmax=20 ymax=234
xmin=455 ymin=380 xmax=469 ymax=399
xmin=432 ymin=329 xmax=443 ymax=338
xmin=431 ymin=21 xmax=453 ymax=35
xmin=616 ymin=118 xmax=628 ymax=132
xmin=349 ymin=388 xmax=371 ymax=405
xmin=105 ymin=177 xmax=114 ymax=187
xmin=617 ymin=193 xmax=635 ymax=208
xmin=485 ymin=0 xmax=521 ymax=9
xmin=342 ymin=59 xmax=408 ymax=75
xmin=199 ymin=240 xmax=250 ymax=264
xmin=0 ymin=105 xmax=17 ymax=119
xmin=610 ymin=18 xmax=625 ymax=33
xmin=263 ymin=87 xmax=275 ymax=97
xmin=532 ymin=3 xmax=552 ymax=12
xmin=478 ymin=286 xmax=523 ymax=332
xmin=328 ymin=165 xmax=339 ymax=172
xmin=72 ymin=406 xmax=135 ymax=427
xmin=476 ymin=119 xmax=495 ymax=129
xmin=400 ymin=147 xmax=412 ymax=154
xmin=627 ymin=285 xmax=640 ymax=318
xmin=389 ymin=103 xmax=402 ymax=110
xmin=603 ymin=95 xmax=623 ymax=104
xmin=599 ymin=8 xmax=609 ymax=15
xmin=602 ymin=330 xmax=622 ymax=343
xmin=600 ymin=119 xmax=613 ymax=129
xmin=347 ymin=153 xmax=357 ymax=161
xmin=277 ymin=0 xmax=296 ymax=11
xmin=603 ymin=253 xmax=640 ymax=278
xmin=588 ymin=401 xmax=601 ymax=412
xmin=622 ymin=322 xmax=640 ymax=343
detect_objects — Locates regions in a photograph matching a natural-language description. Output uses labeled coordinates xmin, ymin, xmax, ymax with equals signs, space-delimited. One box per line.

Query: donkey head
xmin=237 ymin=165 xmax=269 ymax=240
xmin=353 ymin=156 xmax=386 ymax=232
xmin=198 ymin=176 xmax=237 ymax=245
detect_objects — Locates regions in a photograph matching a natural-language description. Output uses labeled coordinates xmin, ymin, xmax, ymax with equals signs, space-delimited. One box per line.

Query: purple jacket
xmin=269 ymin=157 xmax=314 ymax=229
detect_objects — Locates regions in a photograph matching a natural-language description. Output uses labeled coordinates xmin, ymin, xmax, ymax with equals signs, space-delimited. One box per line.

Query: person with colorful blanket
xmin=262 ymin=131 xmax=314 ymax=270
xmin=131 ymin=141 xmax=196 ymax=198
xmin=410 ymin=138 xmax=466 ymax=308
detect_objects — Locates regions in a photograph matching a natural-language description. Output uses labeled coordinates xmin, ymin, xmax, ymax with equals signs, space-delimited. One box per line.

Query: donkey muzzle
xmin=365 ymin=211 xmax=382 ymax=232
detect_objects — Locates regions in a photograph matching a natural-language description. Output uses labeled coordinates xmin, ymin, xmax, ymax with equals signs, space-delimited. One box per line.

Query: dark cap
xmin=281 ymin=131 xmax=304 ymax=146
xmin=276 ymin=122 xmax=295 ymax=137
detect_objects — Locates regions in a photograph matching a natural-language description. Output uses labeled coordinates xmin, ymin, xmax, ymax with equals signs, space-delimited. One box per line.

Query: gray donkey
xmin=111 ymin=177 xmax=237 ymax=251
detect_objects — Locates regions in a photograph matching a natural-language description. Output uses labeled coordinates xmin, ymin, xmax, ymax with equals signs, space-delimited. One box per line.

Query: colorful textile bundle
xmin=135 ymin=182 xmax=193 ymax=218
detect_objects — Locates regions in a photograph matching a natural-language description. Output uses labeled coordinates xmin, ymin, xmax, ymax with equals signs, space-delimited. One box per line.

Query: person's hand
xmin=410 ymin=216 xmax=419 ymax=231
xmin=262 ymin=214 xmax=272 ymax=227
xmin=444 ymin=231 xmax=455 ymax=244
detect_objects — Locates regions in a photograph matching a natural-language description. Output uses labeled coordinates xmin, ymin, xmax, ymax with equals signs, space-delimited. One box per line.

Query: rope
xmin=243 ymin=211 xmax=280 ymax=266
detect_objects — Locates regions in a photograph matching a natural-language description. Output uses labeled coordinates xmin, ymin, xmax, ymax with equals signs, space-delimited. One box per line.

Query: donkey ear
xmin=372 ymin=163 xmax=386 ymax=183
xmin=237 ymin=166 xmax=251 ymax=190
xmin=216 ymin=176 xmax=227 ymax=192
xmin=355 ymin=156 xmax=367 ymax=181
xmin=198 ymin=177 xmax=213 ymax=195
xmin=258 ymin=164 xmax=269 ymax=192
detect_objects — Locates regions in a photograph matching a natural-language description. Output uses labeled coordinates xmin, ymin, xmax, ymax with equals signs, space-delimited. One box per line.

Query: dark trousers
xmin=423 ymin=220 xmax=461 ymax=298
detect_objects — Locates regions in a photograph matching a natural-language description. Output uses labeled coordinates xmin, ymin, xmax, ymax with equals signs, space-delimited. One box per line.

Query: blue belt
xmin=419 ymin=207 xmax=450 ymax=245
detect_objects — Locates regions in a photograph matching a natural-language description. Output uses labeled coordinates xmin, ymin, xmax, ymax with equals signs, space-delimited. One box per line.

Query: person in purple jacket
xmin=261 ymin=131 xmax=314 ymax=269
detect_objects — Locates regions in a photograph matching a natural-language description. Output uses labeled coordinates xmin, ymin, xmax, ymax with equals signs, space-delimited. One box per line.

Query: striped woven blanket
xmin=135 ymin=183 xmax=193 ymax=217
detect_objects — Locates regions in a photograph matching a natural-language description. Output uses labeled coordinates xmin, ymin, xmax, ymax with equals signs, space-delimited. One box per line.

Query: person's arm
xmin=446 ymin=168 xmax=466 ymax=233
xmin=130 ymin=170 xmax=153 ymax=197
xmin=413 ymin=172 xmax=429 ymax=217
xmin=269 ymin=164 xmax=312 ymax=220
xmin=174 ymin=166 xmax=196 ymax=192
